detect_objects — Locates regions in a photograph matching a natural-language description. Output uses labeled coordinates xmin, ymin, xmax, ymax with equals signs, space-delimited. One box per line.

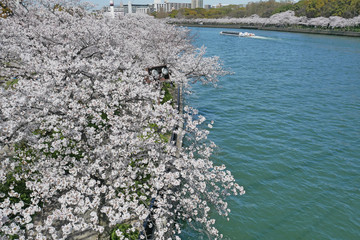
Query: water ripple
xmin=184 ymin=27 xmax=360 ymax=240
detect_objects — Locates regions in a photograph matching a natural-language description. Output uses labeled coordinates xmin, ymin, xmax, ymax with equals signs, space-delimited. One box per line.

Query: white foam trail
xmin=251 ymin=36 xmax=276 ymax=40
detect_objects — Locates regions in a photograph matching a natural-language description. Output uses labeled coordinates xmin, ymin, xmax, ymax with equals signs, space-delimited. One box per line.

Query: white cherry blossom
xmin=0 ymin=0 xmax=243 ymax=239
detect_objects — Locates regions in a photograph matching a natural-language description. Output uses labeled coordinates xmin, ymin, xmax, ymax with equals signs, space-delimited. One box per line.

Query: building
xmin=136 ymin=6 xmax=150 ymax=14
xmin=102 ymin=0 xmax=197 ymax=16
xmin=102 ymin=2 xmax=151 ymax=15
xmin=102 ymin=5 xmax=125 ymax=17
xmin=191 ymin=0 xmax=203 ymax=9
xmin=125 ymin=3 xmax=150 ymax=14
xmin=153 ymin=3 xmax=166 ymax=12
xmin=165 ymin=2 xmax=191 ymax=12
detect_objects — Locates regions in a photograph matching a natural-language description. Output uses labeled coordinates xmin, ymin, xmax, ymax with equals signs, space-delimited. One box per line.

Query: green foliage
xmin=116 ymin=158 xmax=152 ymax=206
xmin=165 ymin=0 xmax=360 ymax=19
xmin=0 ymin=147 xmax=34 ymax=239
xmin=150 ymin=11 xmax=157 ymax=18
xmin=140 ymin=122 xmax=171 ymax=144
xmin=110 ymin=223 xmax=139 ymax=240
xmin=160 ymin=82 xmax=174 ymax=104
xmin=139 ymin=82 xmax=174 ymax=143
xmin=272 ymin=3 xmax=295 ymax=15
xmin=53 ymin=3 xmax=65 ymax=12
xmin=86 ymin=111 xmax=110 ymax=131
xmin=149 ymin=123 xmax=171 ymax=143
xmin=246 ymin=0 xmax=293 ymax=18
xmin=33 ymin=128 xmax=84 ymax=161
xmin=1 ymin=143 xmax=38 ymax=205
xmin=0 ymin=173 xmax=32 ymax=206
xmin=9 ymin=235 xmax=20 ymax=240
xmin=168 ymin=5 xmax=247 ymax=19
xmin=168 ymin=9 xmax=178 ymax=18
xmin=252 ymin=0 xmax=360 ymax=18
xmin=0 ymin=1 xmax=13 ymax=18
xmin=279 ymin=0 xmax=360 ymax=18
xmin=5 ymin=78 xmax=19 ymax=90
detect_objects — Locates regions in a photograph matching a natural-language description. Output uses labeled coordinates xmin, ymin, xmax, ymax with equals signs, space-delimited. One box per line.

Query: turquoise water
xmin=183 ymin=27 xmax=360 ymax=239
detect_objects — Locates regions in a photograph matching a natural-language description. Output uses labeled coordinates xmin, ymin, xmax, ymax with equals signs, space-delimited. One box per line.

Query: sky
xmin=88 ymin=0 xmax=257 ymax=9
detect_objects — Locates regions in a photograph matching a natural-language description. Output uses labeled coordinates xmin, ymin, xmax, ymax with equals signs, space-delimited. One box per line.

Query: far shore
xmin=171 ymin=23 xmax=360 ymax=37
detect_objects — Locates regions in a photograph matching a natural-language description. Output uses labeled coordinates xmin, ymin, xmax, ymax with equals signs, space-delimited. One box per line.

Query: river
xmin=182 ymin=27 xmax=360 ymax=240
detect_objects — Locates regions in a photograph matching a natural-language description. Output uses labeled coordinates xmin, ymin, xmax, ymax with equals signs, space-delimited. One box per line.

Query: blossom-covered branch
xmin=0 ymin=1 xmax=244 ymax=239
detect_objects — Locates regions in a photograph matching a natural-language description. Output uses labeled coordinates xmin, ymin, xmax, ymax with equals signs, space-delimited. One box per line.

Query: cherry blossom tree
xmin=0 ymin=1 xmax=243 ymax=239
xmin=167 ymin=10 xmax=360 ymax=28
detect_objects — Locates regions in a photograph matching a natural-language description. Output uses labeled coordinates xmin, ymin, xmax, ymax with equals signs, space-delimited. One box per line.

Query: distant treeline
xmin=160 ymin=0 xmax=360 ymax=19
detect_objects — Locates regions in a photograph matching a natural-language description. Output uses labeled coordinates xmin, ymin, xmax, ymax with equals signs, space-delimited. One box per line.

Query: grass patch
xmin=110 ymin=223 xmax=139 ymax=240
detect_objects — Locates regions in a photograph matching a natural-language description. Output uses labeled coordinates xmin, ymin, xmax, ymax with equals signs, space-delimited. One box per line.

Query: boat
xmin=220 ymin=31 xmax=255 ymax=37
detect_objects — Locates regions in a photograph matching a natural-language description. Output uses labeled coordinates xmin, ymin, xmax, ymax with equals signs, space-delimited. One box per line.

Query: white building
xmin=165 ymin=2 xmax=191 ymax=12
xmin=103 ymin=1 xmax=151 ymax=15
xmin=128 ymin=1 xmax=132 ymax=13
xmin=155 ymin=0 xmax=194 ymax=12
xmin=102 ymin=0 xmax=195 ymax=15
xmin=103 ymin=1 xmax=125 ymax=17
xmin=154 ymin=3 xmax=166 ymax=12
xmin=125 ymin=3 xmax=151 ymax=14
xmin=136 ymin=7 xmax=150 ymax=14
xmin=191 ymin=0 xmax=203 ymax=9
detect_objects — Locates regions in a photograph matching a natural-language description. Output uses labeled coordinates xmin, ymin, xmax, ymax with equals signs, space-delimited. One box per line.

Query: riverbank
xmin=172 ymin=23 xmax=360 ymax=37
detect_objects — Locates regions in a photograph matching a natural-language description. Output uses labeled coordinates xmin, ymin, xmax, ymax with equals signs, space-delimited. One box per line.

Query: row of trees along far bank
xmin=156 ymin=0 xmax=360 ymax=19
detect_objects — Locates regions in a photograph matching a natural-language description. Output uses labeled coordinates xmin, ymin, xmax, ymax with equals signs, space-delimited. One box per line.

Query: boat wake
xmin=220 ymin=31 xmax=255 ymax=37
xmin=220 ymin=31 xmax=275 ymax=40
xmin=251 ymin=36 xmax=275 ymax=40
